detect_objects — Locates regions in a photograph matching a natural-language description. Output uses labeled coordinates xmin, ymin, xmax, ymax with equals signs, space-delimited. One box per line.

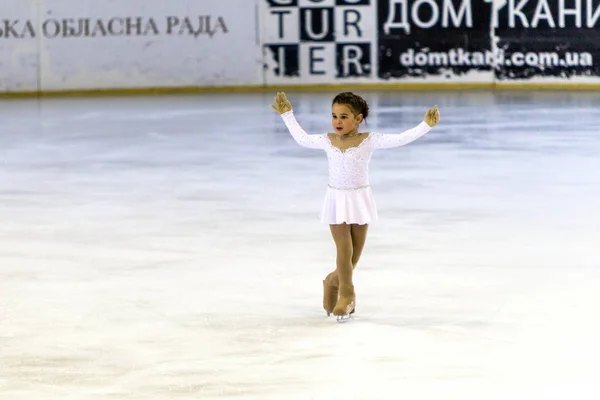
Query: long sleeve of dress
xmin=280 ymin=111 xmax=329 ymax=150
xmin=371 ymin=121 xmax=432 ymax=149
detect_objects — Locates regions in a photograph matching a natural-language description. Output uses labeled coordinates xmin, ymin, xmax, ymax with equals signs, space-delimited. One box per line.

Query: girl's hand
xmin=424 ymin=105 xmax=440 ymax=127
xmin=271 ymin=92 xmax=292 ymax=115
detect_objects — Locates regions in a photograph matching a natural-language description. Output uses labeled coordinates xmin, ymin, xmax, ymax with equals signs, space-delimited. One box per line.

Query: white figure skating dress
xmin=280 ymin=110 xmax=431 ymax=225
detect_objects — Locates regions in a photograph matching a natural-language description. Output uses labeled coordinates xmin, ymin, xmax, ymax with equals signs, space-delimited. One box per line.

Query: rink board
xmin=0 ymin=0 xmax=39 ymax=92
xmin=0 ymin=0 xmax=262 ymax=92
xmin=1 ymin=0 xmax=600 ymax=94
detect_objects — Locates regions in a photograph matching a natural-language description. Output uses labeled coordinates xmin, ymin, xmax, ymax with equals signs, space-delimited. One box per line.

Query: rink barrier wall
xmin=5 ymin=82 xmax=600 ymax=99
xmin=0 ymin=0 xmax=262 ymax=94
xmin=1 ymin=0 xmax=600 ymax=96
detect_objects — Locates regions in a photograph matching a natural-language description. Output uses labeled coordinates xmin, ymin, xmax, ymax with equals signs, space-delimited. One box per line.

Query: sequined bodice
xmin=280 ymin=111 xmax=431 ymax=189
xmin=323 ymin=134 xmax=375 ymax=188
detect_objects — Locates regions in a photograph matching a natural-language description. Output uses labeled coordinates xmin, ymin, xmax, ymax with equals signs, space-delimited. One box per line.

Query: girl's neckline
xmin=326 ymin=132 xmax=371 ymax=153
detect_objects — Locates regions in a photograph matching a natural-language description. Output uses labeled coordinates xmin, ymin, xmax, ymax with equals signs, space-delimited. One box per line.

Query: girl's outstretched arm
xmin=372 ymin=105 xmax=439 ymax=149
xmin=272 ymin=92 xmax=328 ymax=150
xmin=280 ymin=111 xmax=329 ymax=150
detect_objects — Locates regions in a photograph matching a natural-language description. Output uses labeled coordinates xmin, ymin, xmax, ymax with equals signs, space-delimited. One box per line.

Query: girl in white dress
xmin=271 ymin=92 xmax=440 ymax=319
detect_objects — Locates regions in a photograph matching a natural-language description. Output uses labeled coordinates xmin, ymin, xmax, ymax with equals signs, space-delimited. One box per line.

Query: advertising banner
xmin=261 ymin=0 xmax=378 ymax=85
xmin=0 ymin=0 xmax=40 ymax=92
xmin=1 ymin=0 xmax=262 ymax=92
xmin=3 ymin=0 xmax=600 ymax=93
xmin=261 ymin=0 xmax=600 ymax=86
xmin=377 ymin=0 xmax=494 ymax=82
xmin=493 ymin=0 xmax=600 ymax=82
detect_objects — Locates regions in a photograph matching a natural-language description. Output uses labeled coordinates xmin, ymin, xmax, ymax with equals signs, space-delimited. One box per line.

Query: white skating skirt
xmin=320 ymin=185 xmax=378 ymax=225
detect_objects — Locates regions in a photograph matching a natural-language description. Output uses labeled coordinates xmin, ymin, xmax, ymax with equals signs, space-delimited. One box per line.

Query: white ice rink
xmin=1 ymin=90 xmax=600 ymax=399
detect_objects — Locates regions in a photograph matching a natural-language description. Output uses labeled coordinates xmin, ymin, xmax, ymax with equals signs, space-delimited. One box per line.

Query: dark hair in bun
xmin=332 ymin=92 xmax=369 ymax=120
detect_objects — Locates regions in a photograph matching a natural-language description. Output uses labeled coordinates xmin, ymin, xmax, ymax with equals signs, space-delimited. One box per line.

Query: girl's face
xmin=332 ymin=103 xmax=363 ymax=136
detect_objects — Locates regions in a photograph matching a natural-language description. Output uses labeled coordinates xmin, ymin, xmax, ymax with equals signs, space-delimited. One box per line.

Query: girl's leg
xmin=350 ymin=223 xmax=369 ymax=268
xmin=323 ymin=223 xmax=353 ymax=315
xmin=329 ymin=223 xmax=356 ymax=316
xmin=329 ymin=223 xmax=354 ymax=285
xmin=322 ymin=223 xmax=369 ymax=315
xmin=322 ymin=271 xmax=339 ymax=315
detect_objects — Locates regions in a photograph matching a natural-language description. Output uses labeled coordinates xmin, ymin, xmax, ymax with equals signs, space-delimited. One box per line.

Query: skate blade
xmin=327 ymin=308 xmax=354 ymax=318
xmin=335 ymin=314 xmax=353 ymax=323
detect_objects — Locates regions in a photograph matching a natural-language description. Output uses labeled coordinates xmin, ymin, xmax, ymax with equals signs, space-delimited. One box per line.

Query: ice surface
xmin=1 ymin=90 xmax=600 ymax=399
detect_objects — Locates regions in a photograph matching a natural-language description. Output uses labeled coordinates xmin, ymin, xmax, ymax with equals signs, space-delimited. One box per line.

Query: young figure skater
xmin=271 ymin=91 xmax=440 ymax=319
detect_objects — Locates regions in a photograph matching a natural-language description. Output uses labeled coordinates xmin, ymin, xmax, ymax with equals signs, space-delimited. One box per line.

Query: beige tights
xmin=328 ymin=223 xmax=369 ymax=286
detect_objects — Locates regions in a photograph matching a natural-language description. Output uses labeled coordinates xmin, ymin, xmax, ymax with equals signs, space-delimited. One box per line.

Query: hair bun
xmin=361 ymin=99 xmax=369 ymax=119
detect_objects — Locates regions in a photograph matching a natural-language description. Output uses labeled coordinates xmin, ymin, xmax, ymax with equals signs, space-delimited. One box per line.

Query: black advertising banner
xmin=261 ymin=0 xmax=600 ymax=84
xmin=377 ymin=0 xmax=493 ymax=80
xmin=494 ymin=0 xmax=600 ymax=80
